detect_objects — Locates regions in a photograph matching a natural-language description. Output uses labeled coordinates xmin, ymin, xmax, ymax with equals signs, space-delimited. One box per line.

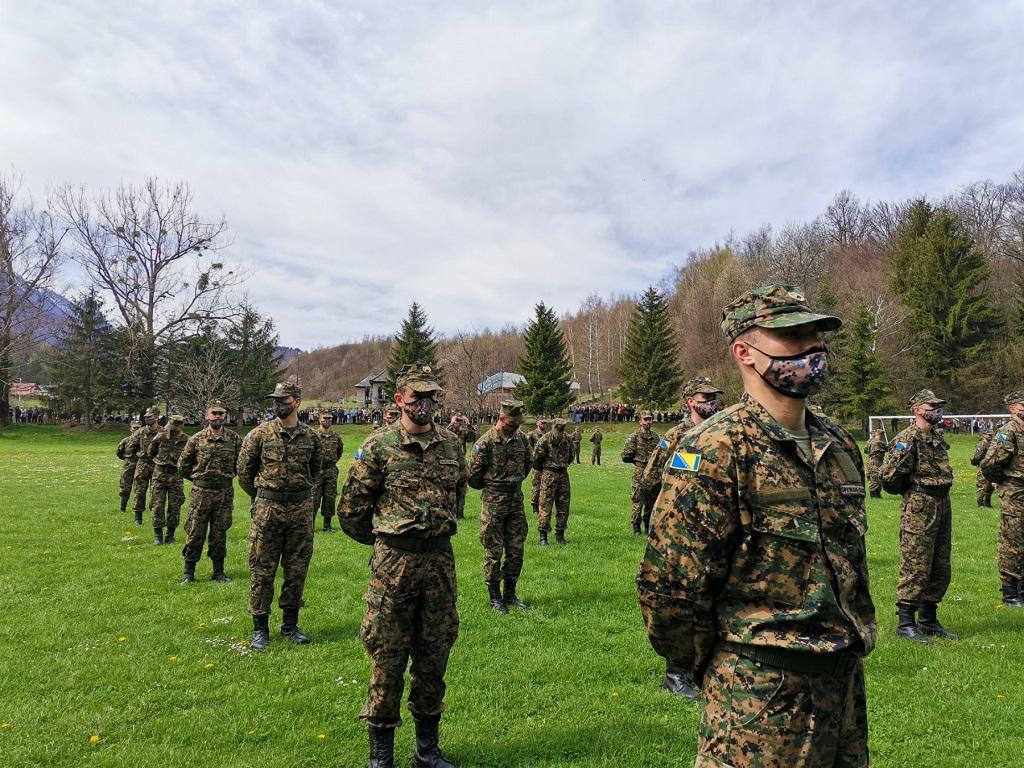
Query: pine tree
xmin=47 ymin=288 xmax=122 ymax=423
xmin=515 ymin=302 xmax=574 ymax=416
xmin=833 ymin=297 xmax=891 ymax=430
xmin=619 ymin=287 xmax=682 ymax=408
xmin=386 ymin=302 xmax=439 ymax=392
xmin=225 ymin=305 xmax=284 ymax=415
xmin=889 ymin=203 xmax=1001 ymax=402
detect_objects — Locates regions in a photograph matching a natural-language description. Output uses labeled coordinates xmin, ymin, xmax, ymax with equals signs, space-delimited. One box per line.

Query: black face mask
xmin=274 ymin=402 xmax=295 ymax=419
xmin=748 ymin=344 xmax=829 ymax=399
xmin=209 ymin=418 xmax=225 ymax=429
xmin=401 ymin=397 xmax=437 ymax=426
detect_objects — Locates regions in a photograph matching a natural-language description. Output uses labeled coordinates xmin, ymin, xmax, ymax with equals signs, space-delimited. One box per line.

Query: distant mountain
xmin=12 ymin=278 xmax=73 ymax=343
xmin=275 ymin=346 xmax=301 ymax=364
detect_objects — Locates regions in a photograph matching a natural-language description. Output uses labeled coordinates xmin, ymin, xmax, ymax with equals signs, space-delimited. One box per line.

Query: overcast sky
xmin=3 ymin=1 xmax=1023 ymax=348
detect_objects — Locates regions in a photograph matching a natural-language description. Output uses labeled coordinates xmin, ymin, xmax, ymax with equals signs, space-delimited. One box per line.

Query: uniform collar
xmin=396 ymin=422 xmax=443 ymax=448
xmin=203 ymin=426 xmax=226 ymax=441
xmin=272 ymin=418 xmax=306 ymax=437
xmin=743 ymin=396 xmax=836 ymax=468
xmin=490 ymin=425 xmax=519 ymax=443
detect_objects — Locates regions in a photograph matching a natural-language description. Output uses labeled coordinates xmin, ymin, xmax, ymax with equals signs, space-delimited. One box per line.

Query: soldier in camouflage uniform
xmin=178 ymin=400 xmax=241 ymax=583
xmin=527 ymin=418 xmax=549 ymax=516
xmin=972 ymin=427 xmax=995 ymax=508
xmin=571 ymin=426 xmax=582 ymax=463
xmin=237 ymin=382 xmax=323 ymax=651
xmin=124 ymin=407 xmax=161 ymax=525
xmin=115 ymin=420 xmax=142 ymax=512
xmin=865 ymin=428 xmax=888 ymax=498
xmin=147 ymin=415 xmax=188 ymax=545
xmin=381 ymin=404 xmax=401 ymax=429
xmin=638 ymin=285 xmax=876 ymax=768
xmin=533 ymin=418 xmax=573 ymax=545
xmin=338 ymin=361 xmax=464 ymax=768
xmin=880 ymin=389 xmax=957 ymax=643
xmin=622 ymin=411 xmax=661 ymax=535
xmin=589 ymin=426 xmax=603 ymax=465
xmin=449 ymin=414 xmax=477 ymax=520
xmin=467 ymin=400 xmax=531 ymax=614
xmin=312 ymin=411 xmax=344 ymax=532
xmin=980 ymin=392 xmax=1024 ymax=607
xmin=637 ymin=375 xmax=723 ymax=701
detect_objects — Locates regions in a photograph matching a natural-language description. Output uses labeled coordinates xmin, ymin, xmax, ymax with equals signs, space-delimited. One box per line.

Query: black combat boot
xmin=322 ymin=516 xmax=335 ymax=532
xmin=164 ymin=526 xmax=176 ymax=543
xmin=917 ymin=602 xmax=959 ymax=639
xmin=281 ymin=608 xmax=310 ymax=644
xmin=119 ymin=495 xmax=129 ymax=513
xmin=895 ymin=602 xmax=931 ymax=644
xmin=555 ymin=530 xmax=567 ymax=545
xmin=663 ymin=663 xmax=700 ymax=700
xmin=211 ymin=559 xmax=231 ymax=582
xmin=179 ymin=561 xmax=196 ymax=585
xmin=869 ymin=490 xmax=881 ymax=499
xmin=134 ymin=511 xmax=143 ymax=526
xmin=251 ymin=614 xmax=270 ymax=651
xmin=503 ymin=579 xmax=528 ymax=610
xmin=412 ymin=714 xmax=455 ymax=768
xmin=538 ymin=530 xmax=548 ymax=547
xmin=1001 ymin=581 xmax=1024 ymax=608
xmin=632 ymin=522 xmax=643 ymax=535
xmin=153 ymin=527 xmax=164 ymax=546
xmin=487 ymin=582 xmax=508 ymax=614
xmin=368 ymin=725 xmax=395 ymax=768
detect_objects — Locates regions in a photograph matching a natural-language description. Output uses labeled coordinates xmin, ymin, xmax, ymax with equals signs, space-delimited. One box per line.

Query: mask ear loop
xmin=744 ymin=343 xmax=829 ymax=362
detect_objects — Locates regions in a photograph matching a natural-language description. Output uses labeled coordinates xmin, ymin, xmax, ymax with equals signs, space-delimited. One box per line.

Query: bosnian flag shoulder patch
xmin=354 ymin=448 xmax=366 ymax=461
xmin=670 ymin=450 xmax=702 ymax=472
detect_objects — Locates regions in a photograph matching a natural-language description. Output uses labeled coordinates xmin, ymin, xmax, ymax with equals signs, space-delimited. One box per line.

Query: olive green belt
xmin=378 ymin=534 xmax=452 ymax=553
xmin=256 ymin=488 xmax=311 ymax=503
xmin=720 ymin=641 xmax=857 ymax=675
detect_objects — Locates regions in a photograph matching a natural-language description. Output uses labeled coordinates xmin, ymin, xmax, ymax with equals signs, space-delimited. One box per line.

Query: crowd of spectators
xmin=7 ymin=406 xmax=54 ymax=424
xmin=568 ymin=403 xmax=685 ymax=423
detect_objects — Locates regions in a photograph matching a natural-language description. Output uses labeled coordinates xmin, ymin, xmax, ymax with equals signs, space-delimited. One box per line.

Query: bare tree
xmin=770 ymin=221 xmax=827 ymax=289
xmin=170 ymin=332 xmax=240 ymax=416
xmin=867 ymin=199 xmax=912 ymax=250
xmin=947 ymin=179 xmax=1014 ymax=260
xmin=52 ymin=178 xmax=243 ymax=400
xmin=822 ymin=189 xmax=871 ymax=248
xmin=0 ymin=171 xmax=65 ymax=430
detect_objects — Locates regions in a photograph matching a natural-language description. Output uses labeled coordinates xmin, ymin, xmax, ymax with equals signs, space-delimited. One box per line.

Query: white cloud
xmin=3 ymin=1 xmax=1023 ymax=346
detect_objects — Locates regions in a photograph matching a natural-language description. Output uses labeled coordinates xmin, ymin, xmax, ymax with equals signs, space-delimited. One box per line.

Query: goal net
xmin=867 ymin=414 xmax=1009 ymax=441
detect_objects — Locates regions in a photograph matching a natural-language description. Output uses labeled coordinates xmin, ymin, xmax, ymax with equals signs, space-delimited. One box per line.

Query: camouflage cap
xmin=206 ymin=399 xmax=227 ymax=412
xmin=908 ymin=389 xmax=946 ymax=407
xmin=553 ymin=418 xmax=567 ymax=429
xmin=384 ymin=404 xmax=402 ymax=416
xmin=500 ymin=399 xmax=525 ymax=418
xmin=144 ymin=407 xmax=160 ymax=417
xmin=317 ymin=410 xmax=334 ymax=421
xmin=721 ymin=284 xmax=842 ymax=341
xmin=168 ymin=415 xmax=185 ymax=427
xmin=1004 ymin=391 xmax=1024 ymax=406
xmin=396 ymin=361 xmax=443 ymax=394
xmin=266 ymin=382 xmax=301 ymax=399
xmin=130 ymin=420 xmax=142 ymax=428
xmin=639 ymin=410 xmax=653 ymax=419
xmin=683 ymin=375 xmax=723 ymax=398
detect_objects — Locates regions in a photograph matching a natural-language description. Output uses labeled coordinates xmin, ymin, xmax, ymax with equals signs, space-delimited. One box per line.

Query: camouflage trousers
xmin=996 ymin=483 xmax=1024 ymax=582
xmin=573 ymin=445 xmax=581 ymax=463
xmin=896 ymin=490 xmax=952 ymax=604
xmin=696 ymin=647 xmax=867 ymax=768
xmin=538 ymin=469 xmax=570 ymax=533
xmin=119 ymin=460 xmax=137 ymax=503
xmin=455 ymin=485 xmax=467 ymax=518
xmin=131 ymin=461 xmax=155 ymax=516
xmin=312 ymin=466 xmax=339 ymax=522
xmin=866 ymin=456 xmax=883 ymax=496
xmin=630 ymin=471 xmax=656 ymax=531
xmin=182 ymin=485 xmax=234 ymax=563
xmin=248 ymin=497 xmax=314 ymax=616
xmin=150 ymin=467 xmax=184 ymax=529
xmin=977 ymin=468 xmax=994 ymax=506
xmin=361 ymin=540 xmax=459 ymax=728
xmin=530 ymin=469 xmax=541 ymax=514
xmin=591 ymin=446 xmax=601 ymax=465
xmin=479 ymin=487 xmax=527 ymax=584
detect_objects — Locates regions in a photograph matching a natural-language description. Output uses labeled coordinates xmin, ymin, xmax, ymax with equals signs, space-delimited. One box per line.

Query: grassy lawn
xmin=1 ymin=423 xmax=1022 ymax=766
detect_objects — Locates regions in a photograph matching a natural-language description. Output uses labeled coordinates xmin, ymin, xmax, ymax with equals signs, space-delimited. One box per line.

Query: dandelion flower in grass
xmin=1 ymin=722 xmax=12 ymax=729
xmin=204 ymin=662 xmax=215 ymax=670
xmin=168 ymin=655 xmax=178 ymax=662
xmin=118 ymin=636 xmax=127 ymax=642
xmin=317 ymin=733 xmax=327 ymax=741
xmin=89 ymin=734 xmax=101 ymax=744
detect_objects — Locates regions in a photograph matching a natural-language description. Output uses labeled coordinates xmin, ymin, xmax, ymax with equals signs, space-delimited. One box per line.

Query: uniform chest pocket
xmin=263 ymin=443 xmax=287 ymax=464
xmin=736 ymin=489 xmax=818 ymax=607
xmin=436 ymin=459 xmax=461 ymax=489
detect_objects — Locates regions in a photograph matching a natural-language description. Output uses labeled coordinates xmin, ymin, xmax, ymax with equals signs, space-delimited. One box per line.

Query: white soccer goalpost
xmin=867 ymin=414 xmax=1009 ymax=441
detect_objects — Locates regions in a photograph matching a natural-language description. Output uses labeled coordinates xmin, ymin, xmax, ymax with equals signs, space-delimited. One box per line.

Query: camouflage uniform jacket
xmin=467 ymin=426 xmax=531 ymax=489
xmin=527 ymin=429 xmax=546 ymax=456
xmin=236 ymin=419 xmax=323 ymax=497
xmin=317 ymin=427 xmax=345 ymax=470
xmin=589 ymin=430 xmax=603 ymax=444
xmin=125 ymin=424 xmax=159 ymax=463
xmin=639 ymin=417 xmax=694 ymax=495
xmin=532 ymin=431 xmax=573 ymax=470
xmin=971 ymin=430 xmax=994 ymax=467
xmin=338 ymin=423 xmax=467 ymax=545
xmin=865 ymin=432 xmax=888 ymax=459
xmin=981 ymin=418 xmax=1024 ymax=484
xmin=178 ymin=426 xmax=242 ymax=483
xmin=455 ymin=421 xmax=478 ymax=451
xmin=622 ymin=427 xmax=662 ymax=474
xmin=148 ymin=430 xmax=189 ymax=469
xmin=637 ymin=399 xmax=876 ymax=680
xmin=879 ymin=425 xmax=953 ymax=494
xmin=570 ymin=430 xmax=582 ymax=448
xmin=116 ymin=436 xmax=133 ymax=461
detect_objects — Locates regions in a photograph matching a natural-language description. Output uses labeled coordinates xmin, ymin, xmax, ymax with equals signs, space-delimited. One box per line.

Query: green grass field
xmin=1 ymin=424 xmax=1022 ymax=767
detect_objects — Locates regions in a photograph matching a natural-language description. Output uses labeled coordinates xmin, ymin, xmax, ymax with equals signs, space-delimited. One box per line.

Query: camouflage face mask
xmin=401 ymin=396 xmax=437 ymax=426
xmin=749 ymin=344 xmax=829 ymax=399
xmin=693 ymin=399 xmax=720 ymax=419
xmin=922 ymin=408 xmax=944 ymax=425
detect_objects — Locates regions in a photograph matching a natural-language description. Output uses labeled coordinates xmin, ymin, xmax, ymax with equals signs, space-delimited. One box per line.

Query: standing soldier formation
xmin=115 ymin=419 xmax=142 ymax=513
xmin=638 ymin=285 xmax=876 ymax=767
xmin=177 ymin=400 xmax=241 ymax=584
xmin=980 ymin=392 xmax=1024 ymax=607
xmin=312 ymin=410 xmax=344 ymax=532
xmin=467 ymin=400 xmax=532 ymax=614
xmin=973 ymin=426 xmax=996 ymax=508
xmin=237 ymin=382 xmax=323 ymax=651
xmin=339 ymin=361 xmax=463 ymax=768
xmin=865 ymin=427 xmax=888 ymax=499
xmin=125 ymin=407 xmax=161 ymax=526
xmin=622 ymin=411 xmax=661 ymax=535
xmin=589 ymin=426 xmax=603 ymax=465
xmin=880 ymin=390 xmax=958 ymax=643
xmin=148 ymin=415 xmax=188 ymax=546
xmin=533 ymin=418 xmax=574 ymax=546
